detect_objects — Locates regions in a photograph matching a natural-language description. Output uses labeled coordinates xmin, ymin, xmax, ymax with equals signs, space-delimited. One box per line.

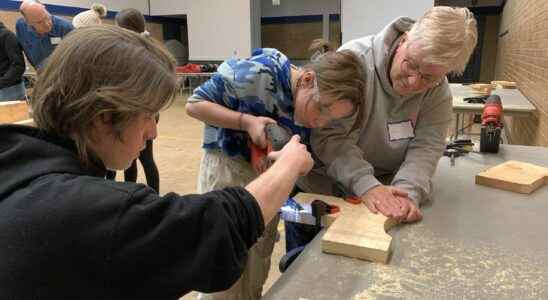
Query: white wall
xmin=261 ymin=0 xmax=339 ymax=17
xmin=341 ymin=0 xmax=433 ymax=43
xmin=150 ymin=0 xmax=253 ymax=61
xmin=16 ymin=0 xmax=149 ymax=13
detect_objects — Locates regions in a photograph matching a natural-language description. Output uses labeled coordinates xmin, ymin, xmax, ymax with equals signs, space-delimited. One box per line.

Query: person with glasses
xmin=16 ymin=0 xmax=73 ymax=70
xmin=185 ymin=47 xmax=366 ymax=300
xmin=286 ymin=6 xmax=478 ymax=253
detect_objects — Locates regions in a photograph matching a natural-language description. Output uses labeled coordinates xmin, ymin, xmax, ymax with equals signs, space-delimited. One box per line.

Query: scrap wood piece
xmin=476 ymin=160 xmax=548 ymax=194
xmin=491 ymin=80 xmax=517 ymax=89
xmin=469 ymin=83 xmax=494 ymax=95
xmin=0 ymin=101 xmax=30 ymax=124
xmin=294 ymin=193 xmax=397 ymax=264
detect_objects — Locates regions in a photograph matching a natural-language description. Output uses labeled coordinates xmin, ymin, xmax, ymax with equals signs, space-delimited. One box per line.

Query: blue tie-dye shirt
xmin=189 ymin=48 xmax=310 ymax=160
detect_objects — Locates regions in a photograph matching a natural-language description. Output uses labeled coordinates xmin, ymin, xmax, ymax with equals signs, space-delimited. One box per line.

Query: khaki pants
xmin=197 ymin=150 xmax=279 ymax=300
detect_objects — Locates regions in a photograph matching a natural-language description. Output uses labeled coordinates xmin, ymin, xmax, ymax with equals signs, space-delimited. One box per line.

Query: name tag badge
xmin=388 ymin=120 xmax=415 ymax=141
xmin=50 ymin=37 xmax=61 ymax=45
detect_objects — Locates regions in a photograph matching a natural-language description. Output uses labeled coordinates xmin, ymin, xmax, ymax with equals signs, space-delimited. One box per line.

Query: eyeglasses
xmin=401 ymin=58 xmax=444 ymax=86
xmin=306 ymin=78 xmax=355 ymax=125
xmin=308 ymin=78 xmax=335 ymax=120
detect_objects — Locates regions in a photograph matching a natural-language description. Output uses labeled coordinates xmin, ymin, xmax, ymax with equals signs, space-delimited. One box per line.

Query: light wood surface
xmin=0 ymin=101 xmax=30 ymax=124
xmin=491 ymin=80 xmax=517 ymax=89
xmin=295 ymin=193 xmax=397 ymax=263
xmin=469 ymin=83 xmax=494 ymax=95
xmin=476 ymin=160 xmax=548 ymax=194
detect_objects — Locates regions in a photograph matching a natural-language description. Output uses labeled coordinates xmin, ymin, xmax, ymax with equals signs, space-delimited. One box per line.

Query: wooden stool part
xmin=295 ymin=193 xmax=397 ymax=264
xmin=476 ymin=160 xmax=548 ymax=194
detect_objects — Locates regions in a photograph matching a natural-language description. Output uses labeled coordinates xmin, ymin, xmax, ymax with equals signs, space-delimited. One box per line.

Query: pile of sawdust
xmin=352 ymin=224 xmax=546 ymax=299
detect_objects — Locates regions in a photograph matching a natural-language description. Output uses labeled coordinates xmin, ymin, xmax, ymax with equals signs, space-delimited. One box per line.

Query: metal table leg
xmin=454 ymin=113 xmax=460 ymax=140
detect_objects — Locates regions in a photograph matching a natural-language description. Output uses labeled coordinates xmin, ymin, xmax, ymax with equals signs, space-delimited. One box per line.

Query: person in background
xmin=186 ymin=45 xmax=365 ymax=299
xmin=16 ymin=0 xmax=73 ymax=71
xmin=105 ymin=8 xmax=159 ymax=192
xmin=0 ymin=21 xmax=26 ymax=101
xmin=72 ymin=3 xmax=107 ymax=28
xmin=0 ymin=25 xmax=313 ymax=299
xmin=286 ymin=6 xmax=478 ymax=252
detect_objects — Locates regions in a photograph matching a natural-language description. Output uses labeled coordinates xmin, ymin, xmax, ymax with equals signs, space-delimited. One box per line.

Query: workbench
xmin=264 ymin=145 xmax=548 ymax=299
xmin=450 ymin=83 xmax=535 ymax=139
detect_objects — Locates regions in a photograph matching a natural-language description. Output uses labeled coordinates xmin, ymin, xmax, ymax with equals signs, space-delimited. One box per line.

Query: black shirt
xmin=0 ymin=22 xmax=25 ymax=89
xmin=0 ymin=125 xmax=265 ymax=299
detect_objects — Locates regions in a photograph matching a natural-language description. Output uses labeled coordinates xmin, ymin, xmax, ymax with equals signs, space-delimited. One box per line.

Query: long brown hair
xmin=32 ymin=25 xmax=177 ymax=165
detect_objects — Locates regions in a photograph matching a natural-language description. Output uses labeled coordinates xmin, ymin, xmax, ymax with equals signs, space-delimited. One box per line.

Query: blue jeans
xmin=285 ymin=182 xmax=352 ymax=253
xmin=0 ymin=82 xmax=26 ymax=101
xmin=285 ymin=185 xmax=322 ymax=252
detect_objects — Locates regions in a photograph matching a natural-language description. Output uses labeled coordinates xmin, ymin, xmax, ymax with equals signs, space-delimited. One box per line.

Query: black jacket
xmin=0 ymin=125 xmax=265 ymax=299
xmin=0 ymin=22 xmax=25 ymax=89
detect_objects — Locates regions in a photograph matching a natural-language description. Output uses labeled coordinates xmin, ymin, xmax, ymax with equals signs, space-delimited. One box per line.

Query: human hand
xmin=242 ymin=114 xmax=277 ymax=149
xmin=361 ymin=185 xmax=411 ymax=222
xmin=267 ymin=135 xmax=313 ymax=176
xmin=397 ymin=196 xmax=423 ymax=223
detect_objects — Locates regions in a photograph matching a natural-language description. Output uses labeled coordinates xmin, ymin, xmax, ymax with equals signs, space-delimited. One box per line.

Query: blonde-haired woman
xmin=0 ymin=25 xmax=313 ymax=298
xmin=289 ymin=6 xmax=478 ymax=252
xmin=72 ymin=3 xmax=107 ymax=28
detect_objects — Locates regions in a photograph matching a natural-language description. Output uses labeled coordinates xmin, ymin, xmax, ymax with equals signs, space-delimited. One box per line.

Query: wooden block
xmin=469 ymin=83 xmax=494 ymax=95
xmin=0 ymin=101 xmax=30 ymax=124
xmin=475 ymin=160 xmax=548 ymax=194
xmin=491 ymin=80 xmax=517 ymax=89
xmin=294 ymin=193 xmax=397 ymax=264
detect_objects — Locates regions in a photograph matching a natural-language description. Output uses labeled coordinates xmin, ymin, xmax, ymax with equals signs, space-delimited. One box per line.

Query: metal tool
xmin=280 ymin=197 xmax=340 ymax=228
xmin=444 ymin=139 xmax=473 ymax=167
xmin=480 ymin=94 xmax=503 ymax=153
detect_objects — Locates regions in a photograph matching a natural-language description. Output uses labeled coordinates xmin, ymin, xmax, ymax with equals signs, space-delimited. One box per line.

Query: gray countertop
xmin=264 ymin=145 xmax=548 ymax=300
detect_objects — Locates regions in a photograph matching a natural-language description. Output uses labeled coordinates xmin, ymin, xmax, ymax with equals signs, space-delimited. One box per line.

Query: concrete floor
xmin=126 ymin=93 xmax=285 ymax=299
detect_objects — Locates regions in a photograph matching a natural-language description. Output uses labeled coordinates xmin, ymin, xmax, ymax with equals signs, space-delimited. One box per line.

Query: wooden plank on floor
xmin=0 ymin=101 xmax=30 ymax=124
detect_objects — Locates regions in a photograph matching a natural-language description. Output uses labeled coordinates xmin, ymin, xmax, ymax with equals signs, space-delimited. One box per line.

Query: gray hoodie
xmin=298 ymin=17 xmax=453 ymax=205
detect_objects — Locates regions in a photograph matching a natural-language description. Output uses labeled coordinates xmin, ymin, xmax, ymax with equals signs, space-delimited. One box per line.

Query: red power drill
xmin=249 ymin=123 xmax=292 ymax=173
xmin=480 ymin=94 xmax=503 ymax=153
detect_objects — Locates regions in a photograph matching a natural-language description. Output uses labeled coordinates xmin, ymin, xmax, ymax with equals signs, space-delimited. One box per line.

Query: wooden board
xmin=295 ymin=193 xmax=397 ymax=264
xmin=469 ymin=83 xmax=494 ymax=95
xmin=0 ymin=101 xmax=30 ymax=124
xmin=491 ymin=80 xmax=517 ymax=89
xmin=476 ymin=160 xmax=548 ymax=194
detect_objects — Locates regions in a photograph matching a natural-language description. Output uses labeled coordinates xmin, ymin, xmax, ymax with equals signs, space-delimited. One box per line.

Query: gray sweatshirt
xmin=297 ymin=17 xmax=453 ymax=205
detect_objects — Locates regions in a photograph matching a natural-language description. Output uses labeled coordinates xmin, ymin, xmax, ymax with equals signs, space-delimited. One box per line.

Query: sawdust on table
xmin=352 ymin=223 xmax=546 ymax=300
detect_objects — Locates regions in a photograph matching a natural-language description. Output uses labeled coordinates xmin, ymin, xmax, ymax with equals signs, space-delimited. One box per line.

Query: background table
xmin=176 ymin=72 xmax=214 ymax=94
xmin=450 ymin=83 xmax=535 ymax=139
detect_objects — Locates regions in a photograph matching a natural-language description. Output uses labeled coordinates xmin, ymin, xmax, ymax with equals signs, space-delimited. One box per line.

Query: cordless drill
xmin=249 ymin=123 xmax=292 ymax=173
xmin=480 ymin=94 xmax=503 ymax=153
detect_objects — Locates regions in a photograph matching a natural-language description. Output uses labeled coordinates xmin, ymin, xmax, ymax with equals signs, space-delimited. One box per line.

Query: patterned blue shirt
xmin=190 ymin=48 xmax=310 ymax=160
xmin=16 ymin=15 xmax=73 ymax=70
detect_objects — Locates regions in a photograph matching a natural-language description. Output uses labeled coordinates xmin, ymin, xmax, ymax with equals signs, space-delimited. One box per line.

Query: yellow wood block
xmin=491 ymin=80 xmax=517 ymax=89
xmin=476 ymin=160 xmax=548 ymax=194
xmin=295 ymin=193 xmax=398 ymax=264
xmin=0 ymin=101 xmax=30 ymax=124
xmin=469 ymin=83 xmax=494 ymax=95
